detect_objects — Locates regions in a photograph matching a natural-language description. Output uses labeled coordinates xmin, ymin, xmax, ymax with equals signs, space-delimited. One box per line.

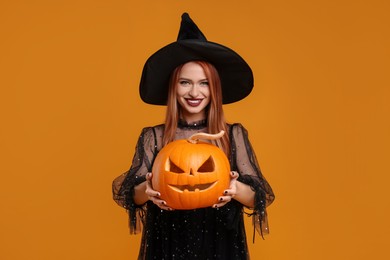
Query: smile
xmin=185 ymin=99 xmax=203 ymax=107
xmin=168 ymin=182 xmax=217 ymax=193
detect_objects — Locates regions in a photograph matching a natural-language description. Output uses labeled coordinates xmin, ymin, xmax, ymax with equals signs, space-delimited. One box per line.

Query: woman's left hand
xmin=213 ymin=171 xmax=239 ymax=208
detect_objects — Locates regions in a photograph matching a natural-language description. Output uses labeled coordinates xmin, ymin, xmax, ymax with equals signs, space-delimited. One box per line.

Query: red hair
xmin=163 ymin=61 xmax=230 ymax=155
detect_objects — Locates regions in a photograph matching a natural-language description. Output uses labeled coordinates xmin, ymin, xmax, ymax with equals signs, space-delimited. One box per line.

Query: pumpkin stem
xmin=188 ymin=130 xmax=225 ymax=144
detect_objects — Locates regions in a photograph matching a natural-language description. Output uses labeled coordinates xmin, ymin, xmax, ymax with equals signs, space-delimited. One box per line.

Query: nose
xmin=189 ymin=85 xmax=199 ymax=97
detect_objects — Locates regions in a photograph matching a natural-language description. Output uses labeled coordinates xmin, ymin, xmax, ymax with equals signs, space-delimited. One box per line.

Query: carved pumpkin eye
xmin=198 ymin=156 xmax=215 ymax=173
xmin=168 ymin=158 xmax=185 ymax=173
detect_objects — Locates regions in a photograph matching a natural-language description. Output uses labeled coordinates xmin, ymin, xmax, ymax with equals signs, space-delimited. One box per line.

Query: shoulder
xmin=228 ymin=123 xmax=252 ymax=145
xmin=139 ymin=124 xmax=165 ymax=134
xmin=137 ymin=124 xmax=165 ymax=147
xmin=228 ymin=123 xmax=248 ymax=134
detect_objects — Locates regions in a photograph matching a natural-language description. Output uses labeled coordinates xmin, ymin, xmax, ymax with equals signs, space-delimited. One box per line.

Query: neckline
xmin=178 ymin=119 xmax=207 ymax=129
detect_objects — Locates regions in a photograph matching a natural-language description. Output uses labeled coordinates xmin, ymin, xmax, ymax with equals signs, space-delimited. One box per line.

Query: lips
xmin=186 ymin=99 xmax=203 ymax=107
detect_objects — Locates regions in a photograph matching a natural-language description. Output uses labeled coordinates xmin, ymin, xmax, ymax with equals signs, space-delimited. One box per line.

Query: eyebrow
xmin=178 ymin=77 xmax=208 ymax=81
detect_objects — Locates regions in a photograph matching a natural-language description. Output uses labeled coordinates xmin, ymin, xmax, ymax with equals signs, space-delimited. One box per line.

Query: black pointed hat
xmin=139 ymin=13 xmax=254 ymax=105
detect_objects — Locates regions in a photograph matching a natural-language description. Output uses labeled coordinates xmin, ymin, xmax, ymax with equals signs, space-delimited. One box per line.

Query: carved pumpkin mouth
xmin=168 ymin=181 xmax=217 ymax=193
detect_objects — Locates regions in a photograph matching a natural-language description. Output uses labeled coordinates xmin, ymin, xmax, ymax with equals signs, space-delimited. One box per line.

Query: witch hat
xmin=139 ymin=13 xmax=254 ymax=105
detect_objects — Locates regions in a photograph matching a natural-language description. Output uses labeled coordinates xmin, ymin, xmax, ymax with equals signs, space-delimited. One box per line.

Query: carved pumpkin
xmin=152 ymin=131 xmax=230 ymax=210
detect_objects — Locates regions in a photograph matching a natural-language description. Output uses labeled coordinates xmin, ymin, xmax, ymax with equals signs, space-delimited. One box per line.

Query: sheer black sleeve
xmin=229 ymin=123 xmax=275 ymax=237
xmin=112 ymin=127 xmax=159 ymax=234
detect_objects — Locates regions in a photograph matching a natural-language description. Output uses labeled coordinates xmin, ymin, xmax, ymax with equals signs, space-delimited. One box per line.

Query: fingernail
xmin=213 ymin=204 xmax=218 ymax=208
xmin=224 ymin=190 xmax=228 ymax=194
xmin=219 ymin=197 xmax=223 ymax=201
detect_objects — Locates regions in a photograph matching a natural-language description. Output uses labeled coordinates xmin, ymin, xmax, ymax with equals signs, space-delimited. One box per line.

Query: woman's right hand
xmin=145 ymin=172 xmax=173 ymax=211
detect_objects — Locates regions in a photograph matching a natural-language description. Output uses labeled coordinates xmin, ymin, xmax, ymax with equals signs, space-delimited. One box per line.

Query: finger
xmin=212 ymin=196 xmax=232 ymax=208
xmin=145 ymin=183 xmax=160 ymax=197
xmin=229 ymin=172 xmax=238 ymax=189
xmin=218 ymin=195 xmax=233 ymax=203
xmin=159 ymin=205 xmax=174 ymax=211
xmin=146 ymin=188 xmax=160 ymax=197
xmin=213 ymin=201 xmax=228 ymax=208
xmin=230 ymin=171 xmax=239 ymax=179
xmin=145 ymin=181 xmax=160 ymax=196
xmin=145 ymin=173 xmax=161 ymax=197
xmin=153 ymin=198 xmax=167 ymax=206
xmin=146 ymin=173 xmax=154 ymax=188
xmin=223 ymin=189 xmax=236 ymax=197
xmin=150 ymin=198 xmax=173 ymax=211
xmin=148 ymin=196 xmax=164 ymax=205
xmin=224 ymin=174 xmax=238 ymax=195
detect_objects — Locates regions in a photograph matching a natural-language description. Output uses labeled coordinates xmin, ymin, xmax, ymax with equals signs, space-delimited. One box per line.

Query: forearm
xmin=133 ymin=181 xmax=148 ymax=205
xmin=234 ymin=181 xmax=255 ymax=208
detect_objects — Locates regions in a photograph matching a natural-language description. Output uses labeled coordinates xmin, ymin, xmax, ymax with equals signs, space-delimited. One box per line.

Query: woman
xmin=113 ymin=13 xmax=274 ymax=259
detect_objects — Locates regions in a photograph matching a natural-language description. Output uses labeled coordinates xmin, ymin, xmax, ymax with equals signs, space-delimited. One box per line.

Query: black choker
xmin=178 ymin=119 xmax=207 ymax=129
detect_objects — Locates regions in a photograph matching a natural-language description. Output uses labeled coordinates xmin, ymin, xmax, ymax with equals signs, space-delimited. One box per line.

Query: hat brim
xmin=139 ymin=40 xmax=254 ymax=105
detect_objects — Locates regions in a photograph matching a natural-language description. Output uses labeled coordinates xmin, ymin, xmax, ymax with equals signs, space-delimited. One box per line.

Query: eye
xmin=199 ymin=81 xmax=209 ymax=86
xmin=198 ymin=156 xmax=215 ymax=172
xmin=168 ymin=158 xmax=185 ymax=173
xmin=179 ymin=80 xmax=190 ymax=85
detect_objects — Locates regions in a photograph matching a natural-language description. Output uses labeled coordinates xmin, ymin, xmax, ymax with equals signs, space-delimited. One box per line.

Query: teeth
xmin=187 ymin=99 xmax=201 ymax=104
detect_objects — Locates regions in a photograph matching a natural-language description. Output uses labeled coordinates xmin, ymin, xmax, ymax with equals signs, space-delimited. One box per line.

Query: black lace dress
xmin=112 ymin=120 xmax=275 ymax=259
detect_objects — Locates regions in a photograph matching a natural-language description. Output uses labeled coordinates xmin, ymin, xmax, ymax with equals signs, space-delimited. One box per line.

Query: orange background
xmin=1 ymin=1 xmax=389 ymax=259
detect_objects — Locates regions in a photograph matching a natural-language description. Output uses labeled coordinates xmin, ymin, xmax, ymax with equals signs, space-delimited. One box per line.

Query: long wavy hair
xmin=163 ymin=61 xmax=230 ymax=156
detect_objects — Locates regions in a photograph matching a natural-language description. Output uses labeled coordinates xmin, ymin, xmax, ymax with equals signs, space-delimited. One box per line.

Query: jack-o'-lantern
xmin=152 ymin=131 xmax=230 ymax=210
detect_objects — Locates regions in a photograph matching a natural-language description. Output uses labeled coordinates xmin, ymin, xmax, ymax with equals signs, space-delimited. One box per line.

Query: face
xmin=176 ymin=62 xmax=211 ymax=122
